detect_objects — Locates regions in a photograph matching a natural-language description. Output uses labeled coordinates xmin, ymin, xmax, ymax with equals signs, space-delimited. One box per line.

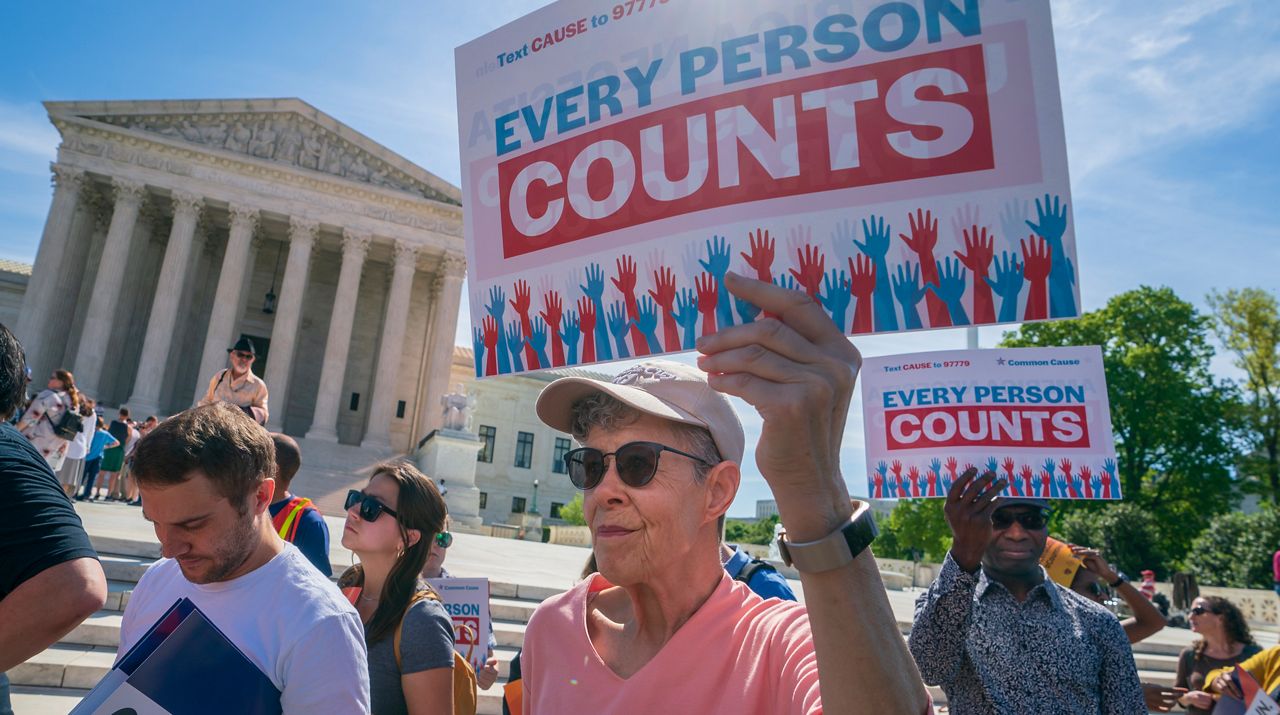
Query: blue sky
xmin=2 ymin=2 xmax=1278 ymax=515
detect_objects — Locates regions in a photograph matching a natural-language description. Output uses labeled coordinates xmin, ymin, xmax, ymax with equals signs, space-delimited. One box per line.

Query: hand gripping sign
xmin=456 ymin=0 xmax=1079 ymax=376
xmin=860 ymin=346 xmax=1119 ymax=500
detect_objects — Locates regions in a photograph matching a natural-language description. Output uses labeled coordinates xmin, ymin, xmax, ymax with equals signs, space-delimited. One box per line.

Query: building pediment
xmin=45 ymin=98 xmax=460 ymax=206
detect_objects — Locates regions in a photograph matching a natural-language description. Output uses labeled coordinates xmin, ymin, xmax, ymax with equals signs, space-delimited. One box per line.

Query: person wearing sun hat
xmin=199 ymin=336 xmax=269 ymax=425
xmin=518 ymin=272 xmax=931 ymax=714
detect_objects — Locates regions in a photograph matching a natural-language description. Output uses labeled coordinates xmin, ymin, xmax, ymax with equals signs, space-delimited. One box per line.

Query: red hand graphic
xmin=848 ymin=254 xmax=876 ymax=334
xmin=648 ymin=266 xmax=680 ymax=352
xmin=740 ymin=228 xmax=775 ymax=283
xmin=1021 ymin=235 xmax=1052 ymax=320
xmin=576 ymin=296 xmax=597 ymax=364
xmin=956 ymin=225 xmax=995 ymax=323
xmin=695 ymin=272 xmax=718 ymax=337
xmin=899 ymin=209 xmax=950 ymax=327
xmin=788 ymin=244 xmax=825 ymax=301
xmin=540 ymin=290 xmax=565 ymax=367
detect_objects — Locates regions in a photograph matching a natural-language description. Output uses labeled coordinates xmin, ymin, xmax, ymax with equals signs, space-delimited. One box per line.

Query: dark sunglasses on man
xmin=990 ymin=508 xmax=1050 ymax=531
xmin=563 ymin=441 xmax=714 ymax=490
xmin=232 ymin=350 xmax=254 ymax=361
xmin=345 ymin=489 xmax=398 ymax=522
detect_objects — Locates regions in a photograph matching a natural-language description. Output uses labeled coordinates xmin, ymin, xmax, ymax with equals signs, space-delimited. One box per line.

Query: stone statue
xmin=225 ymin=121 xmax=252 ymax=153
xmin=249 ymin=119 xmax=277 ymax=158
xmin=300 ymin=129 xmax=323 ymax=170
xmin=275 ymin=120 xmax=302 ymax=164
xmin=441 ymin=383 xmax=474 ymax=431
xmin=202 ymin=121 xmax=229 ymax=147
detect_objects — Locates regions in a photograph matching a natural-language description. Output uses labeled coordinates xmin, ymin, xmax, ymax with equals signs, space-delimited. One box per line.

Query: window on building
xmin=514 ymin=431 xmax=534 ymax=469
xmin=477 ymin=425 xmax=496 ymax=463
xmin=349 ymin=392 xmax=360 ymax=411
xmin=478 ymin=492 xmax=487 ymax=509
xmin=552 ymin=437 xmax=571 ymax=474
xmin=395 ymin=400 xmax=406 ymax=419
xmin=512 ymin=496 xmax=527 ymax=514
xmin=550 ymin=502 xmax=564 ymax=519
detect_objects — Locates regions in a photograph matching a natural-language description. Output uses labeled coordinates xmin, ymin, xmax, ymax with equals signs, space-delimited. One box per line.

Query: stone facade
xmin=0 ymin=260 xmax=29 ymax=329
xmin=15 ymin=99 xmax=465 ymax=461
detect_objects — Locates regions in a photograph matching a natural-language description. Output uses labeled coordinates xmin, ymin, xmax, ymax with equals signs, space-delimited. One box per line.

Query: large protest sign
xmin=426 ymin=577 xmax=492 ymax=672
xmin=456 ymin=0 xmax=1078 ymax=375
xmin=860 ymin=346 xmax=1118 ymax=501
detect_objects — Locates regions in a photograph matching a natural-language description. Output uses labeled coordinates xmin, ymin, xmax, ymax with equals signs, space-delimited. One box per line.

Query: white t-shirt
xmin=118 ymin=543 xmax=370 ymax=714
xmin=66 ymin=416 xmax=94 ymax=460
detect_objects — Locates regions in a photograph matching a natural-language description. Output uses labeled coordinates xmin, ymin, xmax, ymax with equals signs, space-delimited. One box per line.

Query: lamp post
xmin=531 ymin=479 xmax=540 ymax=514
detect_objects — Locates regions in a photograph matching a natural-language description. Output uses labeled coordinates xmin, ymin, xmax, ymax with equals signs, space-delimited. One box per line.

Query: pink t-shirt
xmin=522 ymin=572 xmax=821 ymax=714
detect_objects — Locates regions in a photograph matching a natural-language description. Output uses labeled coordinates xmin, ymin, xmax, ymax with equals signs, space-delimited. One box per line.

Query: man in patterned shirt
xmin=908 ymin=468 xmax=1145 ymax=714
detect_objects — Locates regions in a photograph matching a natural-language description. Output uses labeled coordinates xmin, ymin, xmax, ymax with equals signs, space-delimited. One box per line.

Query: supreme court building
xmin=14 ymin=99 xmax=467 ymax=505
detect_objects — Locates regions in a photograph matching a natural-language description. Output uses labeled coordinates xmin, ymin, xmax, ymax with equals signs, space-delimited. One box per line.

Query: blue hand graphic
xmin=635 ymin=295 xmax=663 ymax=354
xmin=1026 ymin=194 xmax=1077 ymax=318
xmin=560 ymin=310 xmax=580 ymax=366
xmin=699 ymin=235 xmax=735 ymax=330
xmin=581 ymin=262 xmax=612 ymax=360
xmin=488 ymin=286 xmax=511 ymax=374
xmin=528 ymin=316 xmax=550 ymax=369
xmin=1043 ymin=458 xmax=1060 ymax=498
xmin=926 ymin=257 xmax=970 ymax=326
xmin=985 ymin=456 xmax=999 ymax=474
xmin=887 ymin=474 xmax=899 ymax=498
xmin=856 ymin=215 xmax=898 ymax=331
xmin=505 ymin=320 xmax=525 ymax=373
xmin=607 ymin=300 xmax=633 ymax=359
xmin=1103 ymin=458 xmax=1117 ymax=476
xmin=672 ymin=288 xmax=699 ymax=350
xmin=472 ymin=328 xmax=485 ymax=378
xmin=772 ymin=274 xmax=798 ymax=291
xmin=984 ymin=251 xmax=1024 ymax=323
xmin=891 ymin=261 xmax=926 ymax=330
xmin=819 ymin=269 xmax=852 ymax=331
xmin=734 ymin=295 xmax=761 ymax=324
xmin=1091 ymin=472 xmax=1102 ymax=497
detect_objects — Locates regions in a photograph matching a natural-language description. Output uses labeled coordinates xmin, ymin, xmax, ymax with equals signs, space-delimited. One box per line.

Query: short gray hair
xmin=569 ymin=392 xmax=722 ymax=483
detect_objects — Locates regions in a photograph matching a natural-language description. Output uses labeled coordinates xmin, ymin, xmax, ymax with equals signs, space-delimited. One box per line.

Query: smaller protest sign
xmin=860 ymin=346 xmax=1118 ymax=501
xmin=1238 ymin=665 xmax=1280 ymax=715
xmin=1040 ymin=537 xmax=1083 ymax=588
xmin=426 ymin=577 xmax=493 ymax=672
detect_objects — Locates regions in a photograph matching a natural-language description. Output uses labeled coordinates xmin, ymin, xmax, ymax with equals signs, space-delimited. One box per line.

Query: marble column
xmin=361 ymin=241 xmax=419 ymax=450
xmin=127 ymin=191 xmax=203 ymax=416
xmin=193 ymin=205 xmax=259 ymax=406
xmin=16 ymin=164 xmax=86 ymax=379
xmin=306 ymin=229 xmax=371 ymax=442
xmin=417 ymin=253 xmax=466 ymax=438
xmin=264 ymin=218 xmax=318 ymax=432
xmin=74 ymin=178 xmax=147 ymax=397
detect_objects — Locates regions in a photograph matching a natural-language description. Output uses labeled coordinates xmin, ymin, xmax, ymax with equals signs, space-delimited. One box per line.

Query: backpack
xmin=43 ymin=394 xmax=83 ymax=441
xmin=398 ymin=589 xmax=479 ymax=715
xmin=734 ymin=557 xmax=777 ymax=586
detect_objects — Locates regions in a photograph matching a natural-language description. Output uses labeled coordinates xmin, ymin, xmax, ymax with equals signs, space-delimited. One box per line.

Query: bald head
xmin=270 ymin=433 xmax=301 ymax=497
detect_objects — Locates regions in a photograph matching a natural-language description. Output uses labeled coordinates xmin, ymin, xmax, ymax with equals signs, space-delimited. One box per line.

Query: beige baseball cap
xmin=535 ymin=359 xmax=745 ymax=464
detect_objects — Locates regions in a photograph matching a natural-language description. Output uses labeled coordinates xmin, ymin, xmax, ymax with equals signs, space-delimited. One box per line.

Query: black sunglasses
xmin=990 ymin=508 xmax=1050 ymax=531
xmin=232 ymin=351 xmax=254 ymax=360
xmin=435 ymin=531 xmax=453 ymax=549
xmin=1190 ymin=606 xmax=1214 ymax=616
xmin=564 ymin=441 xmax=714 ymax=490
xmin=345 ymin=489 xmax=398 ymax=522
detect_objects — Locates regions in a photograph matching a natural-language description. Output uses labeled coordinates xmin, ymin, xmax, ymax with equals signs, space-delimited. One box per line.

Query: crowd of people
xmin=2 ymin=271 xmax=1280 ymax=715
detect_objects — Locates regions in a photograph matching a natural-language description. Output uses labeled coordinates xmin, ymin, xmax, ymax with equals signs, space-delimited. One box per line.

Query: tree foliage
xmin=1208 ymin=288 xmax=1280 ymax=502
xmin=1183 ymin=507 xmax=1280 ymax=589
xmin=1055 ymin=502 xmax=1172 ymax=580
xmin=558 ymin=493 xmax=586 ymax=526
xmin=1000 ymin=286 xmax=1243 ymax=563
xmin=876 ymin=499 xmax=952 ymax=562
xmin=725 ymin=515 xmax=780 ymax=546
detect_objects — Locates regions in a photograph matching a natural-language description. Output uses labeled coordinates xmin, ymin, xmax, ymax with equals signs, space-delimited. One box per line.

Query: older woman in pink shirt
xmin=521 ymin=274 xmax=931 ymax=715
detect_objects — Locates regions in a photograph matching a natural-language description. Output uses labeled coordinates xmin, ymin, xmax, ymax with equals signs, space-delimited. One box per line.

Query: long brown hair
xmin=1192 ymin=596 xmax=1256 ymax=658
xmin=53 ymin=368 xmax=81 ymax=411
xmin=338 ymin=460 xmax=448 ymax=644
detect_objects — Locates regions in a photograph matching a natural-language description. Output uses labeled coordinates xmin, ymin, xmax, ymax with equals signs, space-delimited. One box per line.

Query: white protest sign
xmin=860 ymin=346 xmax=1118 ymax=500
xmin=457 ymin=0 xmax=1078 ymax=376
xmin=427 ymin=577 xmax=492 ymax=672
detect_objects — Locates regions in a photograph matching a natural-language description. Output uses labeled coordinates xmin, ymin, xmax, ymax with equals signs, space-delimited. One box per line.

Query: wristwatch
xmin=776 ymin=500 xmax=878 ymax=573
xmin=1109 ymin=574 xmax=1128 ymax=589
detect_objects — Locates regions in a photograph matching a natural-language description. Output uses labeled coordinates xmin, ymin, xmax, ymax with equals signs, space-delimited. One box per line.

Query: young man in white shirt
xmin=119 ymin=402 xmax=369 ymax=713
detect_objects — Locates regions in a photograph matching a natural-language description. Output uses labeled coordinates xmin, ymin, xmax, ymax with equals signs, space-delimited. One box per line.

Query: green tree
xmin=1056 ymin=502 xmax=1171 ymax=579
xmin=877 ymin=499 xmax=952 ymax=562
xmin=1000 ymin=286 xmax=1242 ymax=562
xmin=1208 ymin=288 xmax=1280 ymax=503
xmin=724 ymin=515 xmax=780 ymax=546
xmin=1183 ymin=507 xmax=1280 ymax=588
xmin=558 ymin=493 xmax=586 ymax=526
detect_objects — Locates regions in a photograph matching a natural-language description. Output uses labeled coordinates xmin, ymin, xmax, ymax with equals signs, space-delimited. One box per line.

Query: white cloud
xmin=0 ymin=100 xmax=57 ymax=177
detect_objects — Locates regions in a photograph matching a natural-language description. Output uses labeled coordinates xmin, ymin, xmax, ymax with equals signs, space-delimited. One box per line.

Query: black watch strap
xmin=1109 ymin=576 xmax=1127 ymax=589
xmin=776 ymin=500 xmax=878 ymax=573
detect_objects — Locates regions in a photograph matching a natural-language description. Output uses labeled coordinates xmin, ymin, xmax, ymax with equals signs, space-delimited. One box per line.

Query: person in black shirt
xmin=0 ymin=323 xmax=106 ymax=712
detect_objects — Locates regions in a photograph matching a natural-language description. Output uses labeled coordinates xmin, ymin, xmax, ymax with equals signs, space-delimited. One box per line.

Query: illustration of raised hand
xmin=926 ymin=465 xmax=939 ymax=497
xmin=899 ymin=208 xmax=949 ymax=327
xmin=956 ymin=226 xmax=995 ymax=323
xmin=1026 ymin=194 xmax=1077 ymax=318
xmin=560 ymin=310 xmax=580 ymax=366
xmin=635 ymin=295 xmax=663 ymax=354
xmin=819 ymin=268 xmax=851 ymax=331
xmin=606 ymin=300 xmax=633 ymax=359
xmin=699 ymin=235 xmax=735 ymax=329
xmin=695 ymin=272 xmax=719 ymax=337
xmin=986 ymin=251 xmax=1023 ymax=323
xmin=672 ymin=287 xmax=699 ymax=349
xmin=505 ymin=320 xmax=525 ymax=373
xmin=472 ymin=327 xmax=485 ymax=378
xmin=907 ymin=466 xmax=922 ymax=497
xmin=612 ymin=255 xmax=647 ymax=353
xmin=789 ymin=243 xmax=826 ymax=302
xmin=482 ymin=316 xmax=499 ymax=376
xmin=576 ymin=296 xmax=597 ymax=364
xmin=540 ymin=290 xmax=565 ymax=367
xmin=648 ymin=266 xmax=680 ymax=352
xmin=1020 ymin=235 xmax=1051 ymax=320
xmin=848 ymin=254 xmax=876 ymax=334
xmin=1079 ymin=466 xmax=1093 ymax=499
xmin=528 ymin=316 xmax=550 ymax=369
xmin=926 ymin=257 xmax=970 ymax=325
xmin=891 ymin=260 xmax=925 ymax=330
xmin=857 ymin=215 xmax=898 ymax=331
xmin=1059 ymin=458 xmax=1077 ymax=498
xmin=487 ymin=287 xmax=511 ymax=374
xmin=1040 ymin=469 xmax=1055 ymax=499
xmin=772 ymin=274 xmax=798 ymax=291
xmin=1018 ymin=464 xmax=1035 ymax=497
xmin=999 ymin=198 xmax=1029 ymax=251
xmin=580 ymin=263 xmax=611 ymax=360
xmin=734 ymin=295 xmax=761 ymax=324
xmin=740 ymin=228 xmax=775 ymax=282
xmin=510 ymin=280 xmax=536 ymax=368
